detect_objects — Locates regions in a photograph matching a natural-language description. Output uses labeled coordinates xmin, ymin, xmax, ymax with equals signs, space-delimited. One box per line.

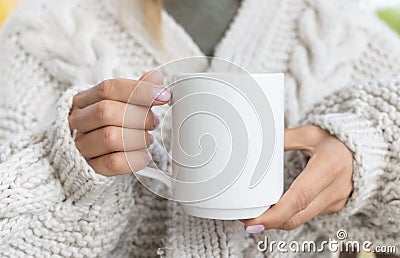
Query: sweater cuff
xmin=47 ymin=86 xmax=114 ymax=204
xmin=306 ymin=112 xmax=387 ymax=216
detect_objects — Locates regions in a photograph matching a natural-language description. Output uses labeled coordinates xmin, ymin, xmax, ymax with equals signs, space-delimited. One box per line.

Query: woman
xmin=0 ymin=0 xmax=399 ymax=257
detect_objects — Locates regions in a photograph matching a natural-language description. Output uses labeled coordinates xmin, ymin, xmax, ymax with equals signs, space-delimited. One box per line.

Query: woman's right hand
xmin=68 ymin=71 xmax=171 ymax=176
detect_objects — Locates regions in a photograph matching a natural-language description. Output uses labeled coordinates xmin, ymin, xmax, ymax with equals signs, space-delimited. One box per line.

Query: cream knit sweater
xmin=0 ymin=0 xmax=399 ymax=257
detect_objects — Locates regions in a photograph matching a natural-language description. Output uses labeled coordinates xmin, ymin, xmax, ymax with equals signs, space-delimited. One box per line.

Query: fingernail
xmin=152 ymin=88 xmax=171 ymax=102
xmin=246 ymin=225 xmax=265 ymax=234
xmin=153 ymin=116 xmax=160 ymax=128
xmin=149 ymin=134 xmax=154 ymax=145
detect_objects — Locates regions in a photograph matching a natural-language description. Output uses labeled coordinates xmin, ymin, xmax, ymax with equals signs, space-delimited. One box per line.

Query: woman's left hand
xmin=244 ymin=125 xmax=354 ymax=233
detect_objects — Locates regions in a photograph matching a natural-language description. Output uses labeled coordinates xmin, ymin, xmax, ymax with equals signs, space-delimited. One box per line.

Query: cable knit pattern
xmin=1 ymin=0 xmax=400 ymax=257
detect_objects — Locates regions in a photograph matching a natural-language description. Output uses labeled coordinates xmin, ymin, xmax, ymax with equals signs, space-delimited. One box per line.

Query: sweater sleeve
xmin=0 ymin=85 xmax=144 ymax=256
xmin=304 ymin=78 xmax=400 ymax=247
xmin=0 ymin=18 xmax=117 ymax=207
xmin=42 ymin=86 xmax=116 ymax=203
xmin=0 ymin=20 xmax=139 ymax=258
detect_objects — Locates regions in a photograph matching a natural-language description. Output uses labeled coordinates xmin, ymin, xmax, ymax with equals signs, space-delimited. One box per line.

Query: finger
xmin=89 ymin=151 xmax=151 ymax=176
xmin=75 ymin=126 xmax=152 ymax=159
xmin=284 ymin=127 xmax=308 ymax=151
xmin=73 ymin=78 xmax=170 ymax=109
xmin=69 ymin=100 xmax=156 ymax=133
xmin=140 ymin=70 xmax=164 ymax=84
xmin=244 ymin=152 xmax=336 ymax=230
xmin=284 ymin=126 xmax=328 ymax=152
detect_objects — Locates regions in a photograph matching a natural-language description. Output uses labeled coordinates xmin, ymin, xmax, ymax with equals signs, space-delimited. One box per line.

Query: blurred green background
xmin=378 ymin=7 xmax=400 ymax=35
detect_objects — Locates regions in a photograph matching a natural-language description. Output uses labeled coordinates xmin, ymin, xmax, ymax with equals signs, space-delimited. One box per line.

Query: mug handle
xmin=135 ymin=167 xmax=173 ymax=189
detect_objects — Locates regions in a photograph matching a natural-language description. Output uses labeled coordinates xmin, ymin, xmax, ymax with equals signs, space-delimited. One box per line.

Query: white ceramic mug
xmin=136 ymin=73 xmax=284 ymax=220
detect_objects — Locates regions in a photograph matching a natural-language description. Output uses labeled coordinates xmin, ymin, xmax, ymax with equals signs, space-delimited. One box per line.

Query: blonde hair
xmin=141 ymin=0 xmax=163 ymax=38
xmin=119 ymin=0 xmax=163 ymax=43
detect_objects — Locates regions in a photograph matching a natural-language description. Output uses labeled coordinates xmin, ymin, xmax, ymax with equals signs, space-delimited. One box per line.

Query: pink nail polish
xmin=246 ymin=225 xmax=265 ymax=234
xmin=152 ymin=88 xmax=171 ymax=102
xmin=149 ymin=134 xmax=154 ymax=145
xmin=153 ymin=116 xmax=160 ymax=128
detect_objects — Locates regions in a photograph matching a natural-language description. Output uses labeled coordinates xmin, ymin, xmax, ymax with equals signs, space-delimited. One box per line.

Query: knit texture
xmin=0 ymin=0 xmax=400 ymax=257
